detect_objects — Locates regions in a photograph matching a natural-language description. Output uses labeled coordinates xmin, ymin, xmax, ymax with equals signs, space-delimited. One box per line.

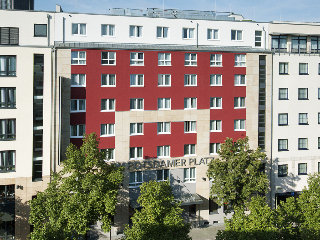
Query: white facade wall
xmin=0 ymin=47 xmax=52 ymax=179
xmin=0 ymin=10 xmax=55 ymax=46
xmin=54 ymin=12 xmax=269 ymax=49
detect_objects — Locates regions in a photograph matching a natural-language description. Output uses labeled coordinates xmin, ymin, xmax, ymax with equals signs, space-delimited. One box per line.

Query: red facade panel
xmin=70 ymin=49 xmax=247 ymax=156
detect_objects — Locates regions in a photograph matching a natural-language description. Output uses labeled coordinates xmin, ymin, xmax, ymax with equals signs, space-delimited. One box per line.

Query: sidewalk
xmin=189 ymin=225 xmax=225 ymax=240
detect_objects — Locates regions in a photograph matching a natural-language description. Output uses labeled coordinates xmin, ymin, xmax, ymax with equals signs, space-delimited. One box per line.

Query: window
xmin=318 ymin=113 xmax=320 ymax=124
xmin=299 ymin=113 xmax=308 ymax=125
xmin=157 ymin=122 xmax=170 ymax=134
xmin=210 ymin=54 xmax=222 ymax=66
xmin=279 ymin=62 xmax=288 ymax=74
xmin=207 ymin=29 xmax=219 ymax=40
xmin=231 ymin=30 xmax=242 ymax=40
xmin=292 ymin=37 xmax=307 ymax=53
xmin=158 ymin=98 xmax=171 ymax=110
xmin=158 ymin=74 xmax=171 ymax=86
xmin=157 ymin=145 xmax=170 ymax=158
xmin=255 ymin=31 xmax=262 ymax=47
xmin=102 ymin=148 xmax=115 ymax=161
xmin=279 ymin=88 xmax=288 ymax=100
xmin=0 ymin=119 xmax=15 ymax=140
xmin=318 ymin=88 xmax=320 ymax=99
xmin=278 ymin=164 xmax=288 ymax=177
xmin=129 ymin=25 xmax=142 ymax=37
xmin=210 ymin=97 xmax=222 ymax=109
xmin=0 ymin=150 xmax=15 ymax=172
xmin=70 ymin=124 xmax=85 ymax=138
xmin=130 ymin=52 xmax=144 ymax=65
xmin=72 ymin=23 xmax=86 ymax=35
xmin=158 ymin=53 xmax=171 ymax=66
xmin=311 ymin=37 xmax=320 ymax=53
xmin=130 ymin=74 xmax=144 ymax=86
xmin=234 ymin=119 xmax=245 ymax=131
xmin=157 ymin=27 xmax=168 ymax=38
xmin=34 ymin=24 xmax=47 ymax=37
xmin=101 ymin=74 xmax=116 ymax=86
xmin=234 ymin=97 xmax=245 ymax=108
xmin=130 ymin=98 xmax=144 ymax=110
xmin=182 ymin=28 xmax=194 ymax=39
xmin=235 ymin=54 xmax=246 ymax=67
xmin=71 ymin=74 xmax=86 ymax=87
xmin=101 ymin=124 xmax=115 ymax=136
xmin=184 ymin=53 xmax=197 ymax=66
xmin=210 ymin=143 xmax=221 ymax=155
xmin=184 ymin=74 xmax=197 ymax=86
xmin=130 ymin=123 xmax=143 ymax=135
xmin=101 ymin=52 xmax=116 ymax=65
xmin=101 ymin=99 xmax=115 ymax=111
xmin=129 ymin=171 xmax=143 ymax=188
xmin=278 ymin=113 xmax=288 ymax=126
xmin=298 ymin=88 xmax=308 ymax=100
xmin=210 ymin=74 xmax=222 ymax=86
xmin=278 ymin=139 xmax=288 ymax=151
xmin=101 ymin=24 xmax=115 ymax=36
xmin=298 ymin=138 xmax=308 ymax=150
xmin=156 ymin=169 xmax=169 ymax=181
xmin=0 ymin=56 xmax=16 ymax=76
xmin=210 ymin=120 xmax=222 ymax=132
xmin=318 ymin=137 xmax=320 ymax=149
xmin=184 ymin=144 xmax=196 ymax=156
xmin=272 ymin=35 xmax=287 ymax=50
xmin=184 ymin=168 xmax=196 ymax=182
xmin=184 ymin=121 xmax=196 ymax=133
xmin=0 ymin=27 xmax=19 ymax=45
xmin=70 ymin=99 xmax=86 ymax=112
xmin=130 ymin=147 xmax=143 ymax=159
xmin=184 ymin=98 xmax=197 ymax=109
xmin=234 ymin=75 xmax=246 ymax=86
xmin=298 ymin=163 xmax=307 ymax=175
xmin=0 ymin=87 xmax=15 ymax=108
xmin=299 ymin=63 xmax=308 ymax=75
xmin=71 ymin=51 xmax=86 ymax=65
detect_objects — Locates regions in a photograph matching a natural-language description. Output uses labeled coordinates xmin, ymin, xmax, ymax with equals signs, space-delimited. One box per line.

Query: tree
xmin=298 ymin=173 xmax=320 ymax=240
xmin=29 ymin=133 xmax=123 ymax=240
xmin=216 ymin=196 xmax=278 ymax=240
xmin=123 ymin=181 xmax=191 ymax=240
xmin=207 ymin=137 xmax=269 ymax=210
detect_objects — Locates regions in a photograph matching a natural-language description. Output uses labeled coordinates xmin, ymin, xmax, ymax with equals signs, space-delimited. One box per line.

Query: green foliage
xmin=123 ymin=181 xmax=191 ymax=240
xmin=298 ymin=173 xmax=320 ymax=240
xmin=217 ymin=174 xmax=320 ymax=240
xmin=207 ymin=137 xmax=269 ymax=209
xmin=216 ymin=196 xmax=278 ymax=240
xmin=29 ymin=133 xmax=123 ymax=240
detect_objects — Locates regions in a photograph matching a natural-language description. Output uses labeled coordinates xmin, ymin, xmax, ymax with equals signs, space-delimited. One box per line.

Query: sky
xmin=35 ymin=0 xmax=320 ymax=23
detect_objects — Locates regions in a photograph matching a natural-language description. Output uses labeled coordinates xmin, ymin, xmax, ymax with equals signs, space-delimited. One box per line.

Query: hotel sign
xmin=114 ymin=157 xmax=214 ymax=171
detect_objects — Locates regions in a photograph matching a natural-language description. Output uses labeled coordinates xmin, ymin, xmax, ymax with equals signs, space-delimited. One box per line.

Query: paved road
xmin=189 ymin=225 xmax=225 ymax=240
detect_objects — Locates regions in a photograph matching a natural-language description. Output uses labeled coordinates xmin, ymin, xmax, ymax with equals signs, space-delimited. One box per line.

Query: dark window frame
xmin=299 ymin=63 xmax=308 ymax=75
xmin=0 ymin=150 xmax=16 ymax=172
xmin=0 ymin=27 xmax=19 ymax=45
xmin=0 ymin=55 xmax=16 ymax=77
xmin=278 ymin=139 xmax=288 ymax=151
xmin=298 ymin=88 xmax=308 ymax=100
xmin=298 ymin=138 xmax=308 ymax=150
xmin=279 ymin=62 xmax=288 ymax=75
xmin=279 ymin=88 xmax=288 ymax=100
xmin=34 ymin=24 xmax=47 ymax=37
xmin=278 ymin=113 xmax=288 ymax=126
xmin=0 ymin=87 xmax=16 ymax=108
xmin=271 ymin=35 xmax=287 ymax=50
xmin=0 ymin=119 xmax=16 ymax=140
xmin=298 ymin=163 xmax=307 ymax=175
xmin=278 ymin=164 xmax=288 ymax=177
xmin=292 ymin=36 xmax=307 ymax=53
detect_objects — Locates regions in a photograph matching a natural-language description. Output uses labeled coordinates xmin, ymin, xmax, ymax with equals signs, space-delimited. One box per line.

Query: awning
xmin=175 ymin=193 xmax=203 ymax=206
